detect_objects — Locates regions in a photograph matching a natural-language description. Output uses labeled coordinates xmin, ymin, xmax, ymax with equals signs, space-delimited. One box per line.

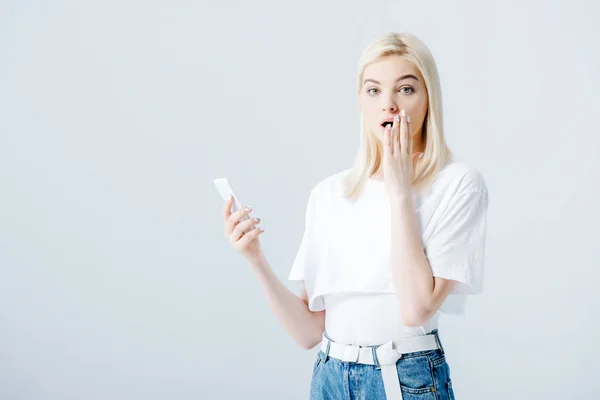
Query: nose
xmin=382 ymin=96 xmax=398 ymax=113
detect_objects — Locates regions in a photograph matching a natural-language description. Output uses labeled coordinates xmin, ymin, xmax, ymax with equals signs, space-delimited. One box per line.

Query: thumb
xmin=411 ymin=152 xmax=424 ymax=168
xmin=412 ymin=152 xmax=424 ymax=161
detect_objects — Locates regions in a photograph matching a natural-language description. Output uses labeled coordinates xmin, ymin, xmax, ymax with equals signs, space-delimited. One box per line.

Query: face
xmin=358 ymin=55 xmax=428 ymax=150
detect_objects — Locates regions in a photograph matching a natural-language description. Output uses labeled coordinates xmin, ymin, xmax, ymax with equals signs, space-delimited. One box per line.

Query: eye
xmin=367 ymin=88 xmax=379 ymax=95
xmin=399 ymin=86 xmax=414 ymax=94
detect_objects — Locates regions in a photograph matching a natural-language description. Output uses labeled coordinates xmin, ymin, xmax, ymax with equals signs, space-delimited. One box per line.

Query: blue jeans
xmin=309 ymin=329 xmax=455 ymax=400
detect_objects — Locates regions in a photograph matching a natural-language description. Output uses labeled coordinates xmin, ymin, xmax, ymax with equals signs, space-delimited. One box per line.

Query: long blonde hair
xmin=343 ymin=32 xmax=453 ymax=200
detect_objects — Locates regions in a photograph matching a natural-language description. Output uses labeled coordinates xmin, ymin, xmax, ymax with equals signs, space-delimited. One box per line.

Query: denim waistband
xmin=320 ymin=328 xmax=445 ymax=366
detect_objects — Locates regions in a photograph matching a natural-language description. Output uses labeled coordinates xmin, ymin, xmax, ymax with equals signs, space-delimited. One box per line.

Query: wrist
xmin=390 ymin=195 xmax=413 ymax=209
xmin=248 ymin=251 xmax=268 ymax=270
xmin=248 ymin=253 xmax=275 ymax=284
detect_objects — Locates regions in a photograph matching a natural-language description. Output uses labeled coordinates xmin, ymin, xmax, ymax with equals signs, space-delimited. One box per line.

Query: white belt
xmin=319 ymin=332 xmax=440 ymax=400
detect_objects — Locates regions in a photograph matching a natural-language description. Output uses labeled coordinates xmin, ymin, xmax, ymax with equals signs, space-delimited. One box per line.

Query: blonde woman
xmin=222 ymin=32 xmax=488 ymax=400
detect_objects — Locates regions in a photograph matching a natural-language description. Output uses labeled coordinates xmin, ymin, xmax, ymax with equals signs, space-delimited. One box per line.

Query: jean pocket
xmin=396 ymin=354 xmax=437 ymax=396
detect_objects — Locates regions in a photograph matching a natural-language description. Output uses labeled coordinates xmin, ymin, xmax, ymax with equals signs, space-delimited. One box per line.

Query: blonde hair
xmin=343 ymin=32 xmax=453 ymax=200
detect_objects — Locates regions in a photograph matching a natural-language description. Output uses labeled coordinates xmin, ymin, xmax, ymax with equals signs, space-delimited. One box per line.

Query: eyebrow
xmin=363 ymin=74 xmax=419 ymax=85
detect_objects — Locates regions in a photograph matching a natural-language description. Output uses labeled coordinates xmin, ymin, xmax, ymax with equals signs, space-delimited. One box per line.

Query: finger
xmin=412 ymin=152 xmax=422 ymax=169
xmin=222 ymin=195 xmax=234 ymax=221
xmin=389 ymin=122 xmax=394 ymax=151
xmin=400 ymin=112 xmax=408 ymax=156
xmin=226 ymin=205 xmax=253 ymax=234
xmin=383 ymin=124 xmax=392 ymax=157
xmin=236 ymin=226 xmax=264 ymax=249
xmin=232 ymin=216 xmax=261 ymax=241
xmin=407 ymin=114 xmax=413 ymax=157
xmin=393 ymin=114 xmax=401 ymax=155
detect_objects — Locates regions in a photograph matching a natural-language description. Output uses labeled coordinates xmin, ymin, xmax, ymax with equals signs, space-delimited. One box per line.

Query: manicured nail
xmin=401 ymin=109 xmax=406 ymax=117
xmin=396 ymin=114 xmax=401 ymax=122
xmin=228 ymin=195 xmax=233 ymax=201
xmin=245 ymin=206 xmax=252 ymax=211
xmin=407 ymin=116 xmax=411 ymax=123
xmin=419 ymin=153 xmax=424 ymax=158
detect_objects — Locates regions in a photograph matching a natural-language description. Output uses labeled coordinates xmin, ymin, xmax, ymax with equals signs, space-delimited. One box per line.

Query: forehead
xmin=362 ymin=55 xmax=423 ymax=84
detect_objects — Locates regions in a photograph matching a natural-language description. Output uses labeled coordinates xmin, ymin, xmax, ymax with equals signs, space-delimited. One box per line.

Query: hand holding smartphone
xmin=215 ymin=177 xmax=265 ymax=265
xmin=214 ymin=177 xmax=250 ymax=222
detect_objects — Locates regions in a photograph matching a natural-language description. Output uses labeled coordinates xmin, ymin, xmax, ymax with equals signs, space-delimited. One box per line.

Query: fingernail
xmin=396 ymin=114 xmax=401 ymax=122
xmin=245 ymin=206 xmax=252 ymax=211
xmin=228 ymin=195 xmax=232 ymax=201
xmin=407 ymin=116 xmax=411 ymax=123
xmin=253 ymin=217 xmax=261 ymax=222
xmin=401 ymin=109 xmax=406 ymax=117
xmin=419 ymin=153 xmax=424 ymax=158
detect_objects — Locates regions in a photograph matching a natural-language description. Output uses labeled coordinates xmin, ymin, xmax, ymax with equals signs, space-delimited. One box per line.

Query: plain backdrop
xmin=1 ymin=1 xmax=599 ymax=399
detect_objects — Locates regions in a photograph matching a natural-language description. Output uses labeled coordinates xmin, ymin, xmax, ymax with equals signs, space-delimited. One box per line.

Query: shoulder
xmin=300 ymin=168 xmax=353 ymax=214
xmin=433 ymin=158 xmax=487 ymax=196
xmin=310 ymin=168 xmax=353 ymax=196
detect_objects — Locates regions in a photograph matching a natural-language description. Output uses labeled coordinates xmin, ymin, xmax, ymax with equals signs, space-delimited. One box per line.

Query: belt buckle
xmin=376 ymin=342 xmax=403 ymax=365
xmin=342 ymin=345 xmax=360 ymax=362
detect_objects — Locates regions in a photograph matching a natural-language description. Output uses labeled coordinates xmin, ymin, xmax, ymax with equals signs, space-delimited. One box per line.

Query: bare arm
xmin=390 ymin=198 xmax=456 ymax=326
xmin=249 ymin=253 xmax=325 ymax=350
xmin=222 ymin=196 xmax=324 ymax=349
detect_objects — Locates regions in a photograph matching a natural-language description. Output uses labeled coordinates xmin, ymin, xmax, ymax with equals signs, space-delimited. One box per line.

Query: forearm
xmin=390 ymin=197 xmax=434 ymax=325
xmin=249 ymin=254 xmax=324 ymax=350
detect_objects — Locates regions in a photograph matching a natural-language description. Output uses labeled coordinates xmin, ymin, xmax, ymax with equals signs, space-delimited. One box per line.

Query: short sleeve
xmin=288 ymin=189 xmax=318 ymax=281
xmin=425 ymin=189 xmax=488 ymax=295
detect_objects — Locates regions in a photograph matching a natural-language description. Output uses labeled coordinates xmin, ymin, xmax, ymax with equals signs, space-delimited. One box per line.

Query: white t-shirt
xmin=287 ymin=158 xmax=489 ymax=345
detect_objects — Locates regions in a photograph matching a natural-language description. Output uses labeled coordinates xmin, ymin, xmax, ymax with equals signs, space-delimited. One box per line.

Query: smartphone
xmin=214 ymin=177 xmax=250 ymax=222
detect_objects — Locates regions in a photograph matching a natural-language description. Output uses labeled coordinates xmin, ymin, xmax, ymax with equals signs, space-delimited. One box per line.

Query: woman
xmin=222 ymin=32 xmax=488 ymax=400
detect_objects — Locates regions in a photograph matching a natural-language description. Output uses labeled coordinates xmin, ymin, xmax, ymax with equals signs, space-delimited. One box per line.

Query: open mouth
xmin=381 ymin=121 xmax=393 ymax=129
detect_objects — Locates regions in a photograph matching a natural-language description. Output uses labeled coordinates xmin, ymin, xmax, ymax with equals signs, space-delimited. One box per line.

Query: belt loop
xmin=323 ymin=330 xmax=332 ymax=362
xmin=371 ymin=345 xmax=381 ymax=370
xmin=432 ymin=329 xmax=445 ymax=355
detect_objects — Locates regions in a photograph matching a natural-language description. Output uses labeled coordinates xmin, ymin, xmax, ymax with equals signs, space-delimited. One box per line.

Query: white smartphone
xmin=214 ymin=177 xmax=250 ymax=222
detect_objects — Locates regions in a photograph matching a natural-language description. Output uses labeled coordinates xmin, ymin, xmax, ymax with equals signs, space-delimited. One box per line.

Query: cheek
xmin=361 ymin=106 xmax=379 ymax=127
xmin=418 ymin=95 xmax=429 ymax=115
xmin=408 ymin=98 xmax=428 ymax=123
xmin=406 ymin=94 xmax=427 ymax=112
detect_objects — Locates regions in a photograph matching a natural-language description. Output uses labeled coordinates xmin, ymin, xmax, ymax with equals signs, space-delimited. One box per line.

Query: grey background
xmin=1 ymin=0 xmax=599 ymax=399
